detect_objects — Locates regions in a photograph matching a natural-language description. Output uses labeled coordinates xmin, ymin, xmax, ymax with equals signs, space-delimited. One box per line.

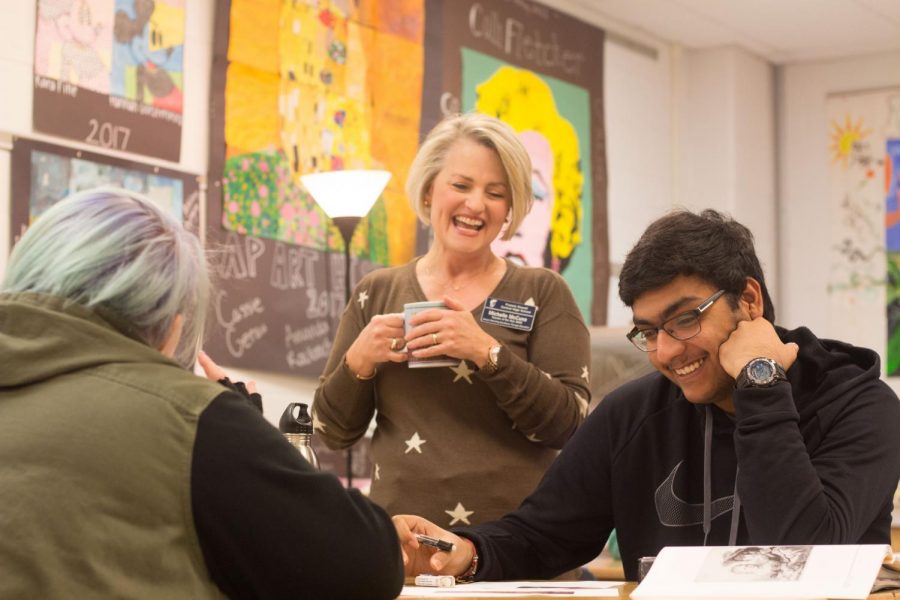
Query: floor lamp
xmin=301 ymin=169 xmax=391 ymax=488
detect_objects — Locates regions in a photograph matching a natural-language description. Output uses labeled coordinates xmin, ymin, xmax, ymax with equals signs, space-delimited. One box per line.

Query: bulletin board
xmin=9 ymin=136 xmax=199 ymax=247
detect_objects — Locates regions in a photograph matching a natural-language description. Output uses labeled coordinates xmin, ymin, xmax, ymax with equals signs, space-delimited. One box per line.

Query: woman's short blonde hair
xmin=405 ymin=112 xmax=533 ymax=241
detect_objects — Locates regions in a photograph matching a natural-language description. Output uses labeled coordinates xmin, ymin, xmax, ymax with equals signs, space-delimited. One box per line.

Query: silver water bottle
xmin=278 ymin=402 xmax=319 ymax=469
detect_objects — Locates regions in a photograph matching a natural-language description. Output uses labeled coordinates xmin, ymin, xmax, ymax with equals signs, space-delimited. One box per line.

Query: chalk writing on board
xmin=286 ymin=339 xmax=333 ymax=369
xmin=214 ymin=290 xmax=269 ymax=358
xmin=270 ymin=243 xmax=319 ymax=290
xmin=307 ymin=287 xmax=330 ymax=319
xmin=218 ymin=232 xmax=266 ymax=280
xmin=285 ymin=321 xmax=330 ymax=346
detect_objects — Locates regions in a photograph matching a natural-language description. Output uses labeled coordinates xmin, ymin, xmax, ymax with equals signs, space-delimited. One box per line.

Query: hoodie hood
xmin=694 ymin=325 xmax=882 ymax=548
xmin=0 ymin=292 xmax=176 ymax=388
xmin=778 ymin=325 xmax=882 ymax=419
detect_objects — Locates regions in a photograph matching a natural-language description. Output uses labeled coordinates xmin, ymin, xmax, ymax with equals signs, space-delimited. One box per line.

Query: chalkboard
xmin=202 ymin=185 xmax=358 ymax=376
xmin=202 ymin=190 xmax=389 ymax=376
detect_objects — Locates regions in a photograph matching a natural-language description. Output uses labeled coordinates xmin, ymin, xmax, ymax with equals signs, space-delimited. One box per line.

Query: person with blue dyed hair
xmin=0 ymin=187 xmax=402 ymax=598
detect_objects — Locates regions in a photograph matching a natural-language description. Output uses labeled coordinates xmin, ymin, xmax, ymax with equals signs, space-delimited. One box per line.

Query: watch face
xmin=748 ymin=358 xmax=776 ymax=384
xmin=489 ymin=346 xmax=500 ymax=365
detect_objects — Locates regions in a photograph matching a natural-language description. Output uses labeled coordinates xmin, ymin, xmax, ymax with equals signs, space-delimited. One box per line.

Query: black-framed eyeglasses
xmin=626 ymin=289 xmax=726 ymax=352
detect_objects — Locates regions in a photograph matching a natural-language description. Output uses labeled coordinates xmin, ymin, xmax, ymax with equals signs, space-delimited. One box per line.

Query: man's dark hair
xmin=618 ymin=209 xmax=775 ymax=322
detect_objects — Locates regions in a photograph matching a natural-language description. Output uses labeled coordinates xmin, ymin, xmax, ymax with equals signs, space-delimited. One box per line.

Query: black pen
xmin=415 ymin=534 xmax=455 ymax=552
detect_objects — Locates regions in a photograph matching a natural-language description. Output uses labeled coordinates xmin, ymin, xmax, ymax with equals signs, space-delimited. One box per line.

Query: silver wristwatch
xmin=735 ymin=357 xmax=787 ymax=388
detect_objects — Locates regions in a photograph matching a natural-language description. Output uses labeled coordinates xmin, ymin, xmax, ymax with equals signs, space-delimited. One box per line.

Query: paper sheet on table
xmin=630 ymin=544 xmax=892 ymax=599
xmin=399 ymin=580 xmax=623 ymax=597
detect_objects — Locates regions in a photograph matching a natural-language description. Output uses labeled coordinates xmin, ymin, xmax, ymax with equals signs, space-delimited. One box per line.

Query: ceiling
xmin=564 ymin=0 xmax=900 ymax=64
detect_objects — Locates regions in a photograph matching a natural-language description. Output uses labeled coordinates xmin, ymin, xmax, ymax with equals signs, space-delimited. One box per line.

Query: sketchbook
xmin=630 ymin=544 xmax=893 ymax=600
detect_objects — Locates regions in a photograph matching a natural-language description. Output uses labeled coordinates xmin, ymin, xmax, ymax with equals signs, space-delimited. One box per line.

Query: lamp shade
xmin=300 ymin=169 xmax=392 ymax=219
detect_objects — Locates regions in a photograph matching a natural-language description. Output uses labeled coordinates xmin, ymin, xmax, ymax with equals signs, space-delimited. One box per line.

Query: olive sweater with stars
xmin=313 ymin=258 xmax=592 ymax=527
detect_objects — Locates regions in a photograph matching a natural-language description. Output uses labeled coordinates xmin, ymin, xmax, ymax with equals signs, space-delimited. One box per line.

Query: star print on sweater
xmin=314 ymin=259 xmax=592 ymax=528
xmin=575 ymin=392 xmax=589 ymax=417
xmin=404 ymin=432 xmax=426 ymax=454
xmin=581 ymin=365 xmax=589 ymax=382
xmin=311 ymin=408 xmax=326 ymax=433
xmin=445 ymin=502 xmax=474 ymax=526
xmin=451 ymin=360 xmax=474 ymax=383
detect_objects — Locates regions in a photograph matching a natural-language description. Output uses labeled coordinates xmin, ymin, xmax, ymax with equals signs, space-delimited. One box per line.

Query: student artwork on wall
xmin=420 ymin=0 xmax=608 ymax=325
xmin=8 ymin=136 xmax=199 ymax=247
xmin=207 ymin=0 xmax=424 ymax=375
xmin=826 ymin=88 xmax=900 ymax=374
xmin=216 ymin=0 xmax=421 ymax=264
xmin=32 ymin=0 xmax=185 ymax=161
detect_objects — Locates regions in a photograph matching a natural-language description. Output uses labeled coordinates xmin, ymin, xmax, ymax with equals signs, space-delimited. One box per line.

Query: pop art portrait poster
xmin=33 ymin=0 xmax=185 ymax=161
xmin=421 ymin=0 xmax=608 ymax=324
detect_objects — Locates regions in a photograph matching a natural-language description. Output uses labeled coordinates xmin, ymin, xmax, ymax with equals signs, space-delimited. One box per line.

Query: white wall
xmin=778 ymin=50 xmax=900 ymax=390
xmin=676 ymin=45 xmax=778 ymax=298
xmin=602 ymin=34 xmax=675 ymax=326
xmin=0 ymin=0 xmax=35 ymax=278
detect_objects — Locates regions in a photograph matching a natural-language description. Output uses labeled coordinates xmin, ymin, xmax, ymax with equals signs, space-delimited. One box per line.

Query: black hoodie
xmin=456 ymin=326 xmax=900 ymax=581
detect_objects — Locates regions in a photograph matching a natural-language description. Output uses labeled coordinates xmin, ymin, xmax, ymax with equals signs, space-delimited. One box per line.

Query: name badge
xmin=480 ymin=298 xmax=538 ymax=331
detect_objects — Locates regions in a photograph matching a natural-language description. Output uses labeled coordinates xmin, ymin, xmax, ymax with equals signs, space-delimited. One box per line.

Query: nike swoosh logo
xmin=654 ymin=460 xmax=734 ymax=527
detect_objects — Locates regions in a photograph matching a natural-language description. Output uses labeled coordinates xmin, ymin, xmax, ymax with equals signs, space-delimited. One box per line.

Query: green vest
xmin=0 ymin=293 xmax=226 ymax=598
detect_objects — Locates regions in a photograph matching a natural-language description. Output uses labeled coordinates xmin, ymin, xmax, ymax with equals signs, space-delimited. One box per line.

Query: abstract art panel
xmin=826 ymin=89 xmax=900 ymax=373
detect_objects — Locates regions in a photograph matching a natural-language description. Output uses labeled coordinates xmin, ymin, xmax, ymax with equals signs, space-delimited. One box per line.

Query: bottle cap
xmin=279 ymin=402 xmax=313 ymax=434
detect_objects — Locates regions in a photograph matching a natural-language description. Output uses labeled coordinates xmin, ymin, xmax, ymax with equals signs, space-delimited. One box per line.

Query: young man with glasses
xmin=393 ymin=209 xmax=900 ymax=582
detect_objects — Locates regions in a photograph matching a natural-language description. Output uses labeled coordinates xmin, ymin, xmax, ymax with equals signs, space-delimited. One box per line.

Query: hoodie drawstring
xmin=703 ymin=405 xmax=712 ymax=545
xmin=729 ymin=471 xmax=741 ymax=545
xmin=703 ymin=405 xmax=742 ymax=546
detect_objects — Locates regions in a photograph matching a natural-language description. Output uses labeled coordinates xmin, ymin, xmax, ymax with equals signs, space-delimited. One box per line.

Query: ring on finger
xmin=389 ymin=337 xmax=401 ymax=351
xmin=432 ymin=333 xmax=438 ymax=346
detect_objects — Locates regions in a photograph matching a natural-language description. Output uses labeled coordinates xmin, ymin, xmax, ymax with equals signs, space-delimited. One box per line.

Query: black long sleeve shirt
xmin=191 ymin=391 xmax=404 ymax=599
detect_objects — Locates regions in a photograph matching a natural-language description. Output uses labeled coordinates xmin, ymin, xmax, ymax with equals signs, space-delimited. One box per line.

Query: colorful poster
xmin=885 ymin=95 xmax=900 ymax=374
xmin=218 ymin=0 xmax=422 ymax=264
xmin=9 ymin=136 xmax=199 ymax=247
xmin=206 ymin=0 xmax=425 ymax=376
xmin=421 ymin=0 xmax=608 ymax=324
xmin=33 ymin=0 xmax=185 ymax=161
xmin=825 ymin=89 xmax=900 ymax=373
